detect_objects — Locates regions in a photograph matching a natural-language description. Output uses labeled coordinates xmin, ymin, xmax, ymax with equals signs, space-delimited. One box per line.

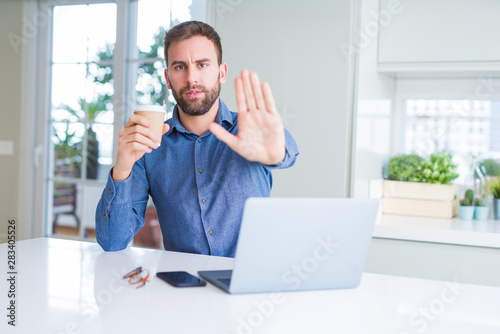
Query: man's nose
xmin=186 ymin=67 xmax=199 ymax=85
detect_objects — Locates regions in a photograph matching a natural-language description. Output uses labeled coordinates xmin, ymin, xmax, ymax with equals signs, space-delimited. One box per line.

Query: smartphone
xmin=156 ymin=271 xmax=206 ymax=287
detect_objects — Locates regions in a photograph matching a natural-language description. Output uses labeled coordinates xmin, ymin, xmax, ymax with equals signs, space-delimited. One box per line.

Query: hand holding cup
xmin=112 ymin=105 xmax=169 ymax=181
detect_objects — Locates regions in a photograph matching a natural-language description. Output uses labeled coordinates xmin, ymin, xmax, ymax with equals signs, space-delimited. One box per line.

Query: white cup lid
xmin=134 ymin=105 xmax=166 ymax=113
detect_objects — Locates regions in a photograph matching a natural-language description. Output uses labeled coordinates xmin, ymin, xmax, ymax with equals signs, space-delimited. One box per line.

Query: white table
xmin=1 ymin=238 xmax=499 ymax=334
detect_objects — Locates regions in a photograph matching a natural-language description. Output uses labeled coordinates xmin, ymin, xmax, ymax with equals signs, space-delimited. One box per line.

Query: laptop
xmin=198 ymin=197 xmax=379 ymax=294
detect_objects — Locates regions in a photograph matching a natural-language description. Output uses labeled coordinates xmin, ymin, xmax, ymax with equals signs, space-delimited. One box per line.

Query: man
xmin=95 ymin=21 xmax=299 ymax=257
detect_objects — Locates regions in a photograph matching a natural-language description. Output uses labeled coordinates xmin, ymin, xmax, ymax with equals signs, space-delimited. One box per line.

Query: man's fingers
xmin=125 ymin=114 xmax=153 ymax=129
xmin=124 ymin=113 xmax=157 ymax=138
xmin=262 ymin=81 xmax=278 ymax=115
xmin=235 ymin=77 xmax=248 ymax=113
xmin=241 ymin=70 xmax=256 ymax=111
xmin=113 ymin=116 xmax=161 ymax=181
xmin=250 ymin=72 xmax=266 ymax=112
xmin=120 ymin=124 xmax=159 ymax=149
xmin=131 ymin=141 xmax=153 ymax=153
xmin=122 ymin=123 xmax=159 ymax=142
xmin=209 ymin=122 xmax=239 ymax=150
xmin=123 ymin=131 xmax=158 ymax=149
xmin=122 ymin=141 xmax=153 ymax=154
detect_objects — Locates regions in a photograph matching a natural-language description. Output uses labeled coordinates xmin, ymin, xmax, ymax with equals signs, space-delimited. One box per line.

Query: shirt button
xmin=103 ymin=215 xmax=107 ymax=219
xmin=198 ymin=138 xmax=202 ymax=142
xmin=208 ymin=230 xmax=213 ymax=235
xmin=198 ymin=168 xmax=203 ymax=173
xmin=202 ymin=199 xmax=206 ymax=204
xmin=109 ymin=189 xmax=113 ymax=194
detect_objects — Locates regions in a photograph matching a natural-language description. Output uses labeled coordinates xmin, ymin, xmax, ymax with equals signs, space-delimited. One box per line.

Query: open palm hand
xmin=209 ymin=70 xmax=285 ymax=165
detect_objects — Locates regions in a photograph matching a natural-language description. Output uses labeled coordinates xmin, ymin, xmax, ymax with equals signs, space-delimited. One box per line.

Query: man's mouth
xmin=185 ymin=89 xmax=203 ymax=99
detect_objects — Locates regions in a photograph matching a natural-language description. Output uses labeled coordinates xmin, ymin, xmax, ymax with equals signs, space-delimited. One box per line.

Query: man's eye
xmin=199 ymin=63 xmax=207 ymax=68
xmin=175 ymin=65 xmax=185 ymax=70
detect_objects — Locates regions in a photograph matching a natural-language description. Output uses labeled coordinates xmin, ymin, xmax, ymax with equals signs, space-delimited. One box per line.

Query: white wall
xmin=208 ymin=0 xmax=358 ymax=197
xmin=353 ymin=0 xmax=396 ymax=198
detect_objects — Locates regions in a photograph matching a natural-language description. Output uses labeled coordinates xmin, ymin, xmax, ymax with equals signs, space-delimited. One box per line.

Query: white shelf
xmin=373 ymin=214 xmax=500 ymax=249
xmin=377 ymin=61 xmax=500 ymax=79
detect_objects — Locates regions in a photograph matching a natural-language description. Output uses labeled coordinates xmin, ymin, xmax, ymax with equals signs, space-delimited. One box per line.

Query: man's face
xmin=165 ymin=36 xmax=226 ymax=116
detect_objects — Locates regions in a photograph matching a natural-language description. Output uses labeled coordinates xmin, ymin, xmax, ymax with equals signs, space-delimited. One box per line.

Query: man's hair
xmin=163 ymin=21 xmax=222 ymax=66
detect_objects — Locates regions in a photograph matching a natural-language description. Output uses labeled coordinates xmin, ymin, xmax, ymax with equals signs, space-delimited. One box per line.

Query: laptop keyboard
xmin=218 ymin=278 xmax=231 ymax=286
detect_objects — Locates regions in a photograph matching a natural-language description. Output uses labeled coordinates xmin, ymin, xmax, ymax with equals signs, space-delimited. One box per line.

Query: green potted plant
xmin=62 ymin=99 xmax=105 ymax=179
xmin=459 ymin=189 xmax=475 ymax=220
xmin=480 ymin=158 xmax=500 ymax=177
xmin=486 ymin=176 xmax=500 ymax=219
xmin=416 ymin=152 xmax=459 ymax=184
xmin=473 ymin=196 xmax=489 ymax=221
xmin=383 ymin=152 xmax=460 ymax=219
xmin=480 ymin=158 xmax=500 ymax=195
xmin=53 ymin=122 xmax=82 ymax=178
xmin=387 ymin=153 xmax=424 ymax=182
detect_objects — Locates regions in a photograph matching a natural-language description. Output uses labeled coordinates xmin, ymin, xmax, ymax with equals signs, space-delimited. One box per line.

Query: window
xmin=396 ymin=78 xmax=500 ymax=185
xmin=404 ymin=99 xmax=495 ymax=156
xmin=44 ymin=0 xmax=197 ymax=240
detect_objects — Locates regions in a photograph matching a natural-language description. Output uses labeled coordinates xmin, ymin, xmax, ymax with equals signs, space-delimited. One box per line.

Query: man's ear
xmin=219 ymin=63 xmax=228 ymax=85
xmin=164 ymin=69 xmax=171 ymax=89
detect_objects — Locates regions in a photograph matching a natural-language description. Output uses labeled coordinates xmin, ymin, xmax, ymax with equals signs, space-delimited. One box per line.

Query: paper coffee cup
xmin=133 ymin=105 xmax=166 ymax=145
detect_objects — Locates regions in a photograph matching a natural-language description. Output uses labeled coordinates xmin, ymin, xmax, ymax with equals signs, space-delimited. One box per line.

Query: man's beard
xmin=170 ymin=76 xmax=220 ymax=116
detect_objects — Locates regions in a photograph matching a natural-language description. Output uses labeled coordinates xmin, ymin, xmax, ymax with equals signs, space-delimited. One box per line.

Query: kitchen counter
xmin=373 ymin=214 xmax=500 ymax=248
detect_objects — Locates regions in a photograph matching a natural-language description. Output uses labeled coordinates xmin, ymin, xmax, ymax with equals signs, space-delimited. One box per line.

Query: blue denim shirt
xmin=95 ymin=99 xmax=299 ymax=257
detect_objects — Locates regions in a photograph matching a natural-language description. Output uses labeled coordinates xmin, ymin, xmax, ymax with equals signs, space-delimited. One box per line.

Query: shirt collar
xmin=214 ymin=99 xmax=234 ymax=128
xmin=166 ymin=98 xmax=234 ymax=136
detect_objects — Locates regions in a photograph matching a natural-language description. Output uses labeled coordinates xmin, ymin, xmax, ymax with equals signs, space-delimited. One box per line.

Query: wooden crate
xmin=382 ymin=180 xmax=459 ymax=218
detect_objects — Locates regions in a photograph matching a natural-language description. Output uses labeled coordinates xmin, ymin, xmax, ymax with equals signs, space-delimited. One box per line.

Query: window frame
xmin=34 ymin=0 xmax=140 ymax=239
xmin=35 ymin=0 xmax=203 ymax=240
